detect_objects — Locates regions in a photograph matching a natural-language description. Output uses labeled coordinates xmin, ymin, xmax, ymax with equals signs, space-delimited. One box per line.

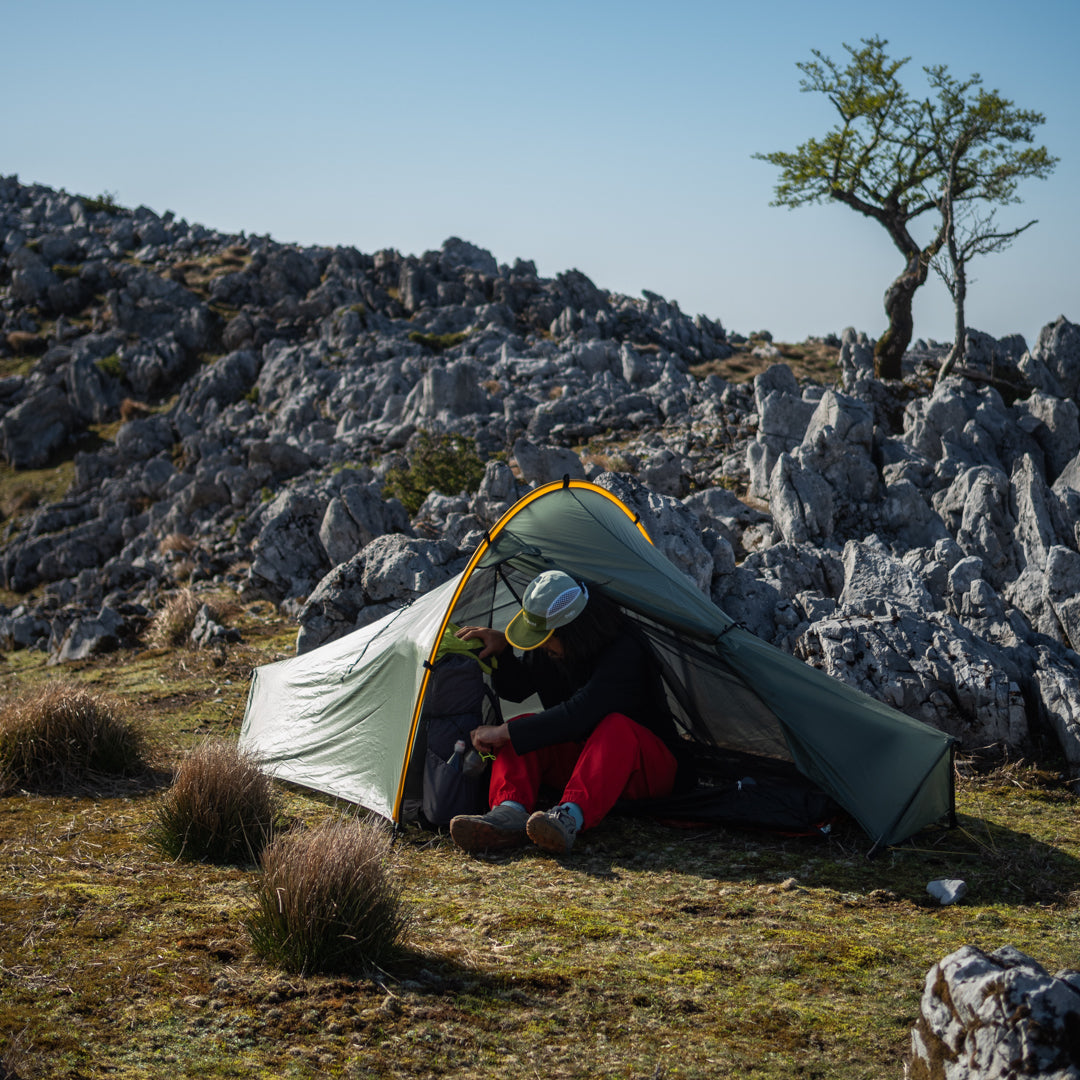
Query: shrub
xmin=246 ymin=818 xmax=409 ymax=975
xmin=382 ymin=430 xmax=487 ymax=515
xmin=80 ymin=191 xmax=122 ymax=215
xmin=148 ymin=740 xmax=280 ymax=864
xmin=0 ymin=682 xmax=146 ymax=792
xmin=407 ymin=330 xmax=470 ymax=352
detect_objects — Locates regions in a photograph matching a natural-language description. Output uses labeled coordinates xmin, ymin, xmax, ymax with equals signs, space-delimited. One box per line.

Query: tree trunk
xmin=874 ymin=263 xmax=921 ymax=380
xmin=937 ymin=260 xmax=967 ymax=383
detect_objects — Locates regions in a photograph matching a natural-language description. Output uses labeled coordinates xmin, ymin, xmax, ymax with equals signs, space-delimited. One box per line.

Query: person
xmin=448 ymin=569 xmax=685 ymax=856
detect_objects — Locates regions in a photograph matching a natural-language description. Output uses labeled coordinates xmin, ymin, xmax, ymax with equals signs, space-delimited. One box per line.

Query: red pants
xmin=489 ymin=712 xmax=678 ymax=830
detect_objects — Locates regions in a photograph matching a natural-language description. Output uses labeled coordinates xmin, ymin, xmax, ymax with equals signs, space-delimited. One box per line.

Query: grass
xmin=692 ymin=338 xmax=841 ymax=386
xmin=0 ymin=680 xmax=147 ymax=793
xmin=144 ymin=588 xmax=239 ymax=649
xmin=246 ymin=817 xmax=409 ymax=975
xmin=0 ymin=600 xmax=1077 ymax=1078
xmin=149 ymin=740 xmax=281 ymax=864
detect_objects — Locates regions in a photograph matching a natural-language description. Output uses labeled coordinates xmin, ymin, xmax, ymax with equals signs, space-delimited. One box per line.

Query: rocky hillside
xmin=2 ymin=174 xmax=1080 ymax=770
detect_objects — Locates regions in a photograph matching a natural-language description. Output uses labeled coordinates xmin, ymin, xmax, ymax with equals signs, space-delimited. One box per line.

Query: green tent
xmin=240 ymin=479 xmax=955 ymax=852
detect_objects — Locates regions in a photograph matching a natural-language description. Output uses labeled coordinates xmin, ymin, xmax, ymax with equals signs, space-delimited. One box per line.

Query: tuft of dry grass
xmin=119 ymin=398 xmax=154 ymax=422
xmin=0 ymin=681 xmax=147 ymax=793
xmin=145 ymin=588 xmax=203 ymax=647
xmin=246 ymin=817 xmax=410 ymax=975
xmin=158 ymin=532 xmax=197 ymax=555
xmin=145 ymin=587 xmax=240 ymax=648
xmin=148 ymin=740 xmax=280 ymax=864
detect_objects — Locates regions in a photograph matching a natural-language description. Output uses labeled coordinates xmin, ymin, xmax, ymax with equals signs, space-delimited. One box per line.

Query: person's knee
xmin=593 ymin=711 xmax=636 ymax=738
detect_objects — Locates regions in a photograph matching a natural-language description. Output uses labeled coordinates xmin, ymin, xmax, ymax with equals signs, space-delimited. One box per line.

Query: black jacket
xmin=494 ymin=629 xmax=681 ymax=758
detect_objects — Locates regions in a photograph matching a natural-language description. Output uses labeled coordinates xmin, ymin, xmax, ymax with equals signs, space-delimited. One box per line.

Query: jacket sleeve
xmin=506 ymin=634 xmax=646 ymax=754
xmin=491 ymin=648 xmax=540 ymax=703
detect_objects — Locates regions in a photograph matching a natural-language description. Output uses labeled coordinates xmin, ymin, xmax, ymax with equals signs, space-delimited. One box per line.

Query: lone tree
xmin=755 ymin=37 xmax=1056 ymax=379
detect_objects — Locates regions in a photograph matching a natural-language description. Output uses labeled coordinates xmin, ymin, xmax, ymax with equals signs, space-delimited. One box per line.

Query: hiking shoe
xmin=450 ymin=803 xmax=529 ymax=853
xmin=526 ymin=806 xmax=579 ymax=855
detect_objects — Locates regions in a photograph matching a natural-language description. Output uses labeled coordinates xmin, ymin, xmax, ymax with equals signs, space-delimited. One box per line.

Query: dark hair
xmin=551 ymin=586 xmax=627 ymax=674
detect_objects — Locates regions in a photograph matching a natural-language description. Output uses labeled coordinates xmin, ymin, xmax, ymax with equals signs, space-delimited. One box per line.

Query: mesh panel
xmin=546 ymin=587 xmax=582 ymax=617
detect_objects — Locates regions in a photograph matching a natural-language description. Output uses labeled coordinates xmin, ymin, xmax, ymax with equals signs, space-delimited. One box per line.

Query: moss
xmin=408 ymin=330 xmax=470 ymax=353
xmin=94 ymin=353 xmax=125 ymax=380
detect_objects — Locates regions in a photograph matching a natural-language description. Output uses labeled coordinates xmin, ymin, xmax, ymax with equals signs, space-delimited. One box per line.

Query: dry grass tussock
xmin=144 ymin=587 xmax=239 ymax=648
xmin=0 ymin=680 xmax=147 ymax=793
xmin=148 ymin=739 xmax=280 ymax=864
xmin=246 ymin=817 xmax=410 ymax=975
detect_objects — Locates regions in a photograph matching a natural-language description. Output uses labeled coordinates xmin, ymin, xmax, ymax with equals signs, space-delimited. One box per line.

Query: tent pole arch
xmin=390 ymin=480 xmax=654 ymax=820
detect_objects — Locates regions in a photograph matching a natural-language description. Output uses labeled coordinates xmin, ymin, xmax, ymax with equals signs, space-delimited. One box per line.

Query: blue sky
xmin=3 ymin=0 xmax=1077 ymax=347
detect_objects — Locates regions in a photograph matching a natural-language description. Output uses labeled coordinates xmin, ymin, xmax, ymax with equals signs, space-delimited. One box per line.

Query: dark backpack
xmin=401 ymin=654 xmax=498 ymax=828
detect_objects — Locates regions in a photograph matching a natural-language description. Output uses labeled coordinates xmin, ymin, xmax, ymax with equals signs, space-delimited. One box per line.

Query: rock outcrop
xmin=2 ymin=175 xmax=1080 ymax=771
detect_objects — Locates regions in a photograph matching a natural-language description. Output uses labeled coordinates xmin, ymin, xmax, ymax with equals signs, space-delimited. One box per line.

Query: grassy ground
xmin=1 ymin=598 xmax=1077 ymax=1079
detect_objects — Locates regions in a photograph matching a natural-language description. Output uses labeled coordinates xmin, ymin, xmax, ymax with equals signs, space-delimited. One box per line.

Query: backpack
xmin=401 ymin=652 xmax=499 ymax=827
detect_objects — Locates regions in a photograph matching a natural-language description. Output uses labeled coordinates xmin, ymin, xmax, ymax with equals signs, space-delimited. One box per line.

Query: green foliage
xmin=80 ymin=191 xmax=122 ymax=215
xmin=382 ymin=430 xmax=487 ymax=515
xmin=408 ymin=329 xmax=470 ymax=352
xmin=245 ymin=818 xmax=408 ymax=974
xmin=0 ymin=682 xmax=146 ymax=792
xmin=94 ymin=353 xmax=125 ymax=380
xmin=243 ymin=384 xmax=259 ymax=405
xmin=148 ymin=740 xmax=280 ymax=864
xmin=52 ymin=263 xmax=83 ymax=281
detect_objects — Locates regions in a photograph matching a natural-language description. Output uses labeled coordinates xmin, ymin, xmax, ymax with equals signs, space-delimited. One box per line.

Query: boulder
xmin=247 ymin=489 xmax=330 ymax=600
xmin=909 ymin=945 xmax=1080 ymax=1080
xmin=1031 ymin=315 xmax=1080 ymax=400
xmin=319 ymin=484 xmax=409 ymax=568
xmin=512 ymin=439 xmax=586 ymax=488
xmin=0 ymin=384 xmax=77 ymax=468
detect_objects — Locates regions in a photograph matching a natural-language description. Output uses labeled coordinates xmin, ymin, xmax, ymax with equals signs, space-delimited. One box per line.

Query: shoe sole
xmin=449 ymin=816 xmax=528 ymax=853
xmin=526 ymin=813 xmax=573 ymax=855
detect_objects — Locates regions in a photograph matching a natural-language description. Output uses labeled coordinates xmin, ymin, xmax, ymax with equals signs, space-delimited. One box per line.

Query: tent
xmin=240 ymin=479 xmax=956 ymax=853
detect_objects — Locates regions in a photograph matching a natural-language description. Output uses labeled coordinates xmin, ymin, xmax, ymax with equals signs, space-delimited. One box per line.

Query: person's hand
xmin=455 ymin=625 xmax=508 ymax=661
xmin=470 ymin=723 xmax=511 ymax=754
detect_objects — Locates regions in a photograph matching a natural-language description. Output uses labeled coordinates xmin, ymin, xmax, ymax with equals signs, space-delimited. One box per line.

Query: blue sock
xmin=556 ymin=802 xmax=584 ymax=830
xmin=499 ymin=800 xmax=527 ymax=814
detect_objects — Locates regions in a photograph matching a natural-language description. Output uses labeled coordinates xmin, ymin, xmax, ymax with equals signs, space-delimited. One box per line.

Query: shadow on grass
xmin=413 ymin=805 xmax=1080 ymax=909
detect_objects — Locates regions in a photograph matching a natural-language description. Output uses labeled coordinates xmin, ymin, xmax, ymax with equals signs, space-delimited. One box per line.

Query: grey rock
xmin=1031 ymin=646 xmax=1080 ymax=766
xmin=1045 ymin=546 xmax=1080 ymax=651
xmin=769 ymin=452 xmax=834 ymax=544
xmin=1014 ymin=389 xmax=1080 ymax=482
xmin=593 ymin=472 xmax=712 ymax=594
xmin=50 ymin=604 xmax=125 ymax=664
xmin=512 ymin=439 xmax=586 ymax=488
xmin=838 ymin=541 xmax=934 ymax=615
xmin=0 ymin=384 xmax=77 ymax=468
xmin=1031 ymin=315 xmax=1080 ymax=400
xmin=400 ymin=358 xmax=489 ymax=423
xmin=910 ymin=945 xmax=1080 ymax=1080
xmin=190 ymin=604 xmax=241 ymax=648
xmin=926 ymin=878 xmax=968 ymax=905
xmin=360 ymin=533 xmax=463 ymax=604
xmin=320 ymin=484 xmax=409 ymax=568
xmin=932 ymin=466 xmax=1019 ymax=589
xmin=247 ymin=489 xmax=330 ymax=600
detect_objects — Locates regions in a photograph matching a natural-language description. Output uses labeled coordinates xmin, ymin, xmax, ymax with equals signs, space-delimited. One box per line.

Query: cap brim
xmin=505 ymin=609 xmax=554 ymax=651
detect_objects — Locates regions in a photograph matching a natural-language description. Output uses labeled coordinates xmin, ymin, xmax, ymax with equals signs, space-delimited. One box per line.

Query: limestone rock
xmin=909 ymin=945 xmax=1080 ymax=1080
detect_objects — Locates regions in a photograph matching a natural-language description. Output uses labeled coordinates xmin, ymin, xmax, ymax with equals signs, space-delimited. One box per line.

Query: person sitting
xmin=449 ymin=569 xmax=685 ymax=856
